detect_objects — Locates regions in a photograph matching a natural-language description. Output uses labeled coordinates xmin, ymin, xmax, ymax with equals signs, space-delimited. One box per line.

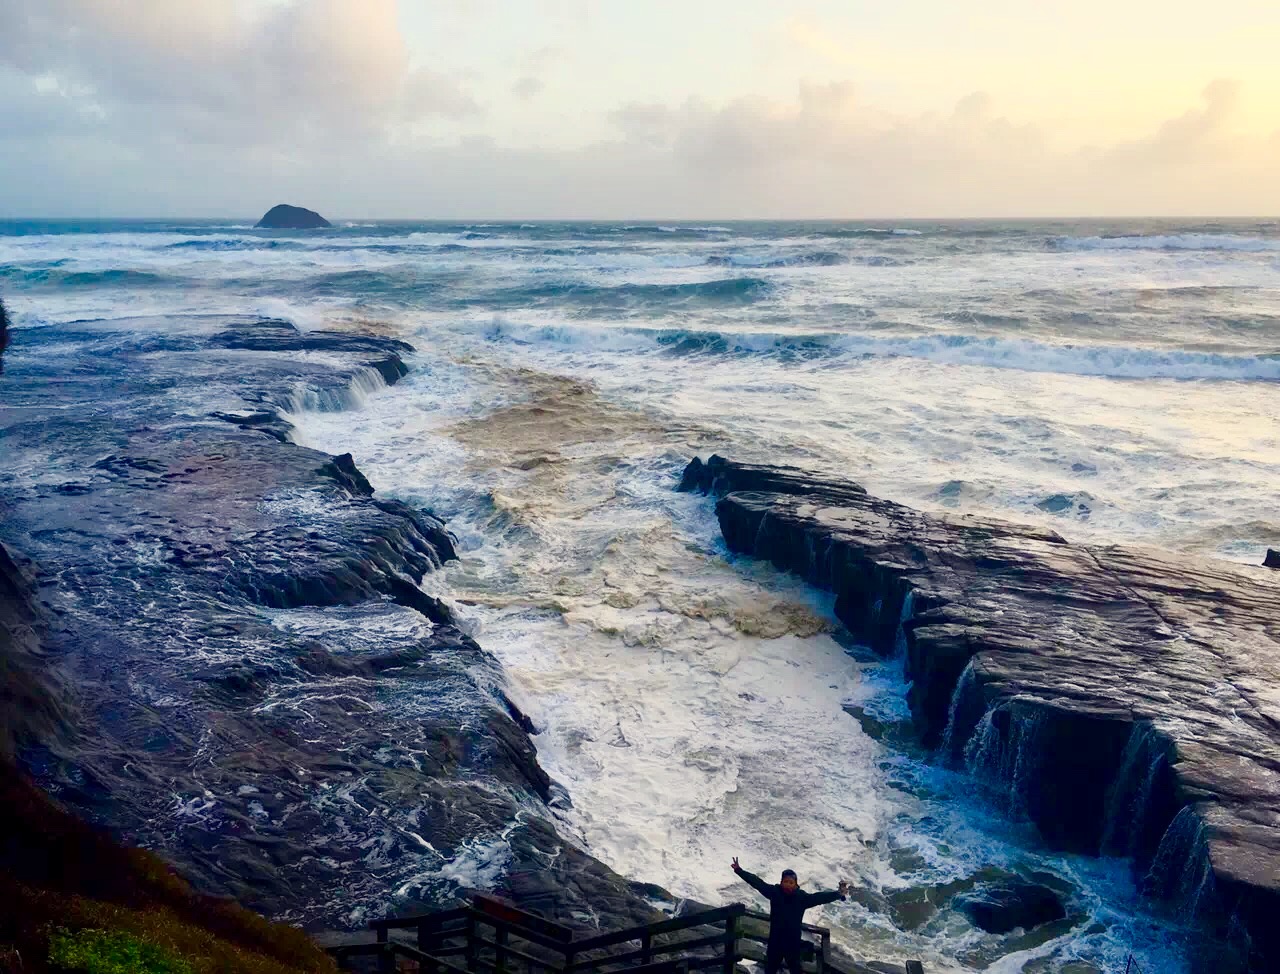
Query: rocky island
xmin=255 ymin=204 xmax=332 ymax=229
xmin=680 ymin=455 xmax=1280 ymax=973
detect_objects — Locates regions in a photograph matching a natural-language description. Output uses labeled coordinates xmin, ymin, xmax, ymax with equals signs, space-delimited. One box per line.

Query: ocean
xmin=4 ymin=217 xmax=1278 ymax=972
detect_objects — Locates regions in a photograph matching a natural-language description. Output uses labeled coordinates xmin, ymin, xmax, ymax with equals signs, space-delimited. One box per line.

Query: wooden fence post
xmin=723 ymin=913 xmax=739 ymax=974
xmin=495 ymin=924 xmax=509 ymax=974
xmin=465 ymin=913 xmax=478 ymax=973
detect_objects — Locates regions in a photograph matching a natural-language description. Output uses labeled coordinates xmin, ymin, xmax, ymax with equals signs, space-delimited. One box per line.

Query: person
xmin=731 ymin=857 xmax=848 ymax=974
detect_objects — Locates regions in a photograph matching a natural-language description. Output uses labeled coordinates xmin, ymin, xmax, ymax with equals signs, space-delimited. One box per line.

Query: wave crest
xmin=1053 ymin=233 xmax=1280 ymax=253
xmin=472 ymin=320 xmax=1280 ymax=381
xmin=483 ymin=277 xmax=775 ymax=310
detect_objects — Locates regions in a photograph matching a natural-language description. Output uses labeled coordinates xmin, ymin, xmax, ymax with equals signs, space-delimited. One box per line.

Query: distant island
xmin=255 ymin=203 xmax=331 ymax=229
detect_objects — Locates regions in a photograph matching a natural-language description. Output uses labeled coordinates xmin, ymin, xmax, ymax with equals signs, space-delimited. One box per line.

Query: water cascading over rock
xmin=679 ymin=454 xmax=1280 ymax=973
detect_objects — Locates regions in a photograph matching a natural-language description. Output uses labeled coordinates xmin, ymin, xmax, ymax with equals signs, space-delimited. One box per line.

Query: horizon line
xmin=2 ymin=214 xmax=1279 ymax=224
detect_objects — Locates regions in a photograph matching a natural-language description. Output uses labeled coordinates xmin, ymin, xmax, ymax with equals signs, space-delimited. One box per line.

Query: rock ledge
xmin=681 ymin=454 xmax=1280 ymax=973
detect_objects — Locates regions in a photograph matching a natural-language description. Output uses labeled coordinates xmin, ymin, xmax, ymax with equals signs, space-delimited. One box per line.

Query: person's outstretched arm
xmin=802 ymin=881 xmax=850 ymax=907
xmin=731 ymin=857 xmax=774 ymax=898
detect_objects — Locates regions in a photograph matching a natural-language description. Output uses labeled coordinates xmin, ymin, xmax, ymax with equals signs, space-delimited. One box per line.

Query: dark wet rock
xmin=319 ymin=452 xmax=375 ymax=496
xmin=0 ymin=314 xmax=659 ymax=933
xmin=955 ymin=878 xmax=1066 ymax=934
xmin=0 ymin=541 xmax=71 ymax=760
xmin=255 ymin=203 xmax=332 ymax=229
xmin=1035 ymin=492 xmax=1092 ymax=517
xmin=210 ymin=409 xmax=294 ymax=443
xmin=1264 ymin=549 xmax=1280 ymax=569
xmin=842 ymin=705 xmax=918 ymax=752
xmin=681 ymin=456 xmax=1280 ymax=973
xmin=0 ymin=297 xmax=9 ymax=373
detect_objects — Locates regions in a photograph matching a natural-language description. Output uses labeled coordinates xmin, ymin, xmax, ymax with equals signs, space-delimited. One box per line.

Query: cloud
xmin=1106 ymin=80 xmax=1241 ymax=167
xmin=0 ymin=3 xmax=1275 ymax=218
xmin=512 ymin=76 xmax=545 ymax=100
xmin=596 ymin=79 xmax=1276 ymax=217
xmin=0 ymin=0 xmax=478 ymax=148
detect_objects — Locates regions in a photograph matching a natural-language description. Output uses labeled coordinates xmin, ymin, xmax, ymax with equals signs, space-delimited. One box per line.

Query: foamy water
xmin=5 ymin=217 xmax=1279 ymax=971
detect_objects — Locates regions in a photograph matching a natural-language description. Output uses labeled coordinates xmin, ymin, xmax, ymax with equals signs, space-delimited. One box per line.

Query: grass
xmin=48 ymin=928 xmax=193 ymax=974
xmin=0 ymin=761 xmax=336 ymax=974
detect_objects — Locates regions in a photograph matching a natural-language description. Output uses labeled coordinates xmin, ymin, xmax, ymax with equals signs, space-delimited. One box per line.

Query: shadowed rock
xmin=955 ymin=879 xmax=1066 ymax=934
xmin=681 ymin=454 xmax=1280 ymax=974
xmin=255 ymin=204 xmax=332 ymax=229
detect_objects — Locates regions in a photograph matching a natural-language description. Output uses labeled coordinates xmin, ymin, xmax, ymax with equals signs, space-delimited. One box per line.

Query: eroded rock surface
xmin=0 ymin=315 xmax=659 ymax=931
xmin=681 ymin=455 xmax=1280 ymax=973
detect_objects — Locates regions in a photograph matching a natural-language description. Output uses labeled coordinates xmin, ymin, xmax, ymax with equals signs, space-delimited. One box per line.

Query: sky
xmin=1 ymin=0 xmax=1278 ymax=218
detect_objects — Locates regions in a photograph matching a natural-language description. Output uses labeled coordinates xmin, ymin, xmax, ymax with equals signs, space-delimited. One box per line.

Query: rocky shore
xmin=0 ymin=314 xmax=659 ymax=933
xmin=680 ymin=455 xmax=1280 ymax=973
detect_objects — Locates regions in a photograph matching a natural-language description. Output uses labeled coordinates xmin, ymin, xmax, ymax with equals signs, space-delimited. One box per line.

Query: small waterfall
xmin=280 ymin=365 xmax=389 ymax=414
xmin=1144 ymin=806 xmax=1215 ymax=922
xmin=892 ymin=589 xmax=915 ymax=658
xmin=751 ymin=510 xmax=773 ymax=553
xmin=963 ymin=703 xmax=1047 ymax=818
xmin=1101 ymin=722 xmax=1166 ymax=858
xmin=939 ymin=659 xmax=978 ymax=762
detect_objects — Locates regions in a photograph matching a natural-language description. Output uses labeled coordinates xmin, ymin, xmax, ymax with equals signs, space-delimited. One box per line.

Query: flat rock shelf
xmin=680 ymin=455 xmax=1280 ymax=974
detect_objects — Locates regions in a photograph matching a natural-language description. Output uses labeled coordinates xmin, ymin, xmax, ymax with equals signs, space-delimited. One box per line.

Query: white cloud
xmin=0 ymin=0 xmax=478 ymax=148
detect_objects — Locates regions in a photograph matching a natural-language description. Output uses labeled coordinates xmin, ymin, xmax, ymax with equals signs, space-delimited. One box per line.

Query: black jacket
xmin=733 ymin=867 xmax=844 ymax=950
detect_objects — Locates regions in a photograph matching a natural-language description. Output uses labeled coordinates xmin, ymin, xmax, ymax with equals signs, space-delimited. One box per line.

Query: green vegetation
xmin=0 ymin=762 xmax=335 ymax=974
xmin=49 ymin=928 xmax=192 ymax=974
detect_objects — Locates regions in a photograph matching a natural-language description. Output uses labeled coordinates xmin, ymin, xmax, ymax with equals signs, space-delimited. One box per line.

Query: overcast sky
xmin=2 ymin=0 xmax=1277 ymax=218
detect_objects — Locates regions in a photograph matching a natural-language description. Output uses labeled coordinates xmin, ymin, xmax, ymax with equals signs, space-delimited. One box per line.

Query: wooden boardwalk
xmin=329 ymin=894 xmax=925 ymax=974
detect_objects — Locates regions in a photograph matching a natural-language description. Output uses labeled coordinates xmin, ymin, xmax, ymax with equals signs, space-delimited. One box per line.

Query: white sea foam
xmin=463 ymin=317 xmax=1280 ymax=381
xmin=286 ymin=353 xmax=1200 ymax=971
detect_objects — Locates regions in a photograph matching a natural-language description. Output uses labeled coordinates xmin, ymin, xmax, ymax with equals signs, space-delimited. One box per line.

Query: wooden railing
xmin=331 ymin=893 xmax=923 ymax=974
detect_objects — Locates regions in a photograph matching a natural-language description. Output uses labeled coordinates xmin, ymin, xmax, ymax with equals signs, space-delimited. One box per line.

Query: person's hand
xmin=731 ymin=857 xmax=741 ymax=873
xmin=837 ymin=880 xmax=849 ymax=897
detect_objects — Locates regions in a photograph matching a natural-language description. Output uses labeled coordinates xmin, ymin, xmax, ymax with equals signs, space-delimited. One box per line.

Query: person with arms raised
xmin=731 ymin=857 xmax=848 ymax=974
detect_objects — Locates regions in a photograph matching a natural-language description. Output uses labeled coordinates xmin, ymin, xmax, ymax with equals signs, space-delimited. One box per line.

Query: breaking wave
xmin=474 ymin=320 xmax=1280 ymax=380
xmin=0 ymin=266 xmax=175 ymax=289
xmin=706 ymin=250 xmax=847 ymax=268
xmin=164 ymin=238 xmax=308 ymax=252
xmin=478 ymin=276 xmax=775 ymax=310
xmin=1053 ymin=233 xmax=1280 ymax=253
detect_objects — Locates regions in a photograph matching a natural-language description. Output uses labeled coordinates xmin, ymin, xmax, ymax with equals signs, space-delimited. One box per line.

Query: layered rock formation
xmin=255 ymin=204 xmax=332 ymax=229
xmin=0 ymin=314 xmax=659 ymax=932
xmin=680 ymin=455 xmax=1280 ymax=973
